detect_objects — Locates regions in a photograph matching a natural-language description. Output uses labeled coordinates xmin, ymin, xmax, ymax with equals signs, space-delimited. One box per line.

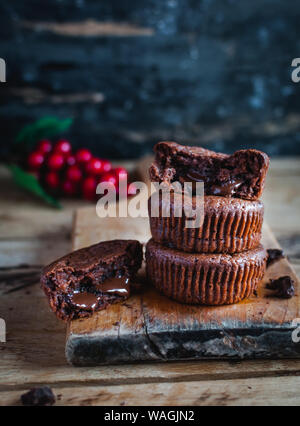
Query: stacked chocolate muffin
xmin=146 ymin=142 xmax=269 ymax=305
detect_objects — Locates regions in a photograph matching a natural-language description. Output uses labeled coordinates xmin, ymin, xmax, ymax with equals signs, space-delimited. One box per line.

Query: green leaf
xmin=8 ymin=165 xmax=62 ymax=209
xmin=15 ymin=117 xmax=73 ymax=151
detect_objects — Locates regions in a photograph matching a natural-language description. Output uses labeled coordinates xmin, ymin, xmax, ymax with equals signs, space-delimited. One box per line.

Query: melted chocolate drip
xmin=71 ymin=277 xmax=130 ymax=310
xmin=72 ymin=292 xmax=99 ymax=309
xmin=96 ymin=276 xmax=130 ymax=297
xmin=182 ymin=171 xmax=242 ymax=197
xmin=209 ymin=179 xmax=242 ymax=197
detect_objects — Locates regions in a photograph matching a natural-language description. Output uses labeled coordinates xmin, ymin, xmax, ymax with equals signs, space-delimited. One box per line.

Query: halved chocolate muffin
xmin=146 ymin=239 xmax=266 ymax=305
xmin=149 ymin=141 xmax=269 ymax=201
xmin=149 ymin=192 xmax=264 ymax=253
xmin=41 ymin=240 xmax=143 ymax=321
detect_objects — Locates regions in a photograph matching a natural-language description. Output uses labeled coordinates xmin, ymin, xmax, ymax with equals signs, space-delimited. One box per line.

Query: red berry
xmin=76 ymin=148 xmax=92 ymax=164
xmin=47 ymin=153 xmax=65 ymax=171
xmin=83 ymin=176 xmax=97 ymax=191
xmin=61 ymin=180 xmax=77 ymax=197
xmin=114 ymin=167 xmax=128 ymax=181
xmin=82 ymin=176 xmax=97 ymax=201
xmin=37 ymin=139 xmax=52 ymax=154
xmin=85 ymin=158 xmax=103 ymax=176
xmin=27 ymin=151 xmax=44 ymax=170
xmin=45 ymin=171 xmax=60 ymax=190
xmin=102 ymin=159 xmax=112 ymax=173
xmin=100 ymin=173 xmax=118 ymax=193
xmin=54 ymin=139 xmax=72 ymax=156
xmin=66 ymin=165 xmax=82 ymax=183
xmin=100 ymin=173 xmax=117 ymax=186
xmin=66 ymin=154 xmax=76 ymax=167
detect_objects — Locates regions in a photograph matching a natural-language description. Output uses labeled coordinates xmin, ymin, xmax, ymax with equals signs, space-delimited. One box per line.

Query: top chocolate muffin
xmin=149 ymin=142 xmax=269 ymax=201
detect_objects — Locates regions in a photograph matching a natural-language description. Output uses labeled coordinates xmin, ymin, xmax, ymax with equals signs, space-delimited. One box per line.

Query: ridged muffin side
xmin=146 ymin=239 xmax=267 ymax=305
xmin=148 ymin=194 xmax=264 ymax=254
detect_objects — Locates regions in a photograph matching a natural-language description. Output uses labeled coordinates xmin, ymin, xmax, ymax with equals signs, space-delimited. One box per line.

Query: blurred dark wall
xmin=0 ymin=0 xmax=300 ymax=159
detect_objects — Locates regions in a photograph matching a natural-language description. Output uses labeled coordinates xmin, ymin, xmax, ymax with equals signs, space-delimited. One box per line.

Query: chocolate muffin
xmin=149 ymin=192 xmax=264 ymax=253
xmin=146 ymin=239 xmax=267 ymax=305
xmin=149 ymin=141 xmax=269 ymax=201
xmin=41 ymin=240 xmax=143 ymax=321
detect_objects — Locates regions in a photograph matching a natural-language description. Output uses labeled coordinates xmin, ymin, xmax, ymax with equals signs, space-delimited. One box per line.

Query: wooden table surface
xmin=0 ymin=158 xmax=300 ymax=406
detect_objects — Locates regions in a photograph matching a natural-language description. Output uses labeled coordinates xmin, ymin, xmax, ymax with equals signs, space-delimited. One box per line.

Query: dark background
xmin=0 ymin=0 xmax=300 ymax=159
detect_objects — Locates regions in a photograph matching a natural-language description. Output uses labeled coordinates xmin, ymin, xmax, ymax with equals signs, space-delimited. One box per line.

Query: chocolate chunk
xmin=41 ymin=240 xmax=143 ymax=321
xmin=266 ymin=276 xmax=295 ymax=299
xmin=21 ymin=387 xmax=56 ymax=406
xmin=149 ymin=141 xmax=269 ymax=201
xmin=266 ymin=249 xmax=284 ymax=267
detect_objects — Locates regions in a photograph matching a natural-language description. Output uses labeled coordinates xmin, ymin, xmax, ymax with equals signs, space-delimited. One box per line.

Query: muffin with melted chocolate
xmin=149 ymin=141 xmax=269 ymax=201
xmin=41 ymin=240 xmax=143 ymax=321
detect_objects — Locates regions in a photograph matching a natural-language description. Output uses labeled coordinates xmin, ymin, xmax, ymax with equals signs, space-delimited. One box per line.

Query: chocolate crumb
xmin=266 ymin=249 xmax=284 ymax=267
xmin=266 ymin=276 xmax=295 ymax=299
xmin=21 ymin=387 xmax=56 ymax=406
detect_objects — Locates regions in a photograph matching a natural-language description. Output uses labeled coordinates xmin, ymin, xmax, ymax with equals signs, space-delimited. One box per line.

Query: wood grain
xmin=2 ymin=375 xmax=300 ymax=406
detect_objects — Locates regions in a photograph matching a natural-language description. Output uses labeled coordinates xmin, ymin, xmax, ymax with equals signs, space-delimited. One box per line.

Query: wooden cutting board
xmin=66 ymin=204 xmax=300 ymax=366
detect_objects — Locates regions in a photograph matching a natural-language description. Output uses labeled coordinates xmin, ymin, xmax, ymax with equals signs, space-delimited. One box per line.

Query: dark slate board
xmin=1 ymin=0 xmax=300 ymax=159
